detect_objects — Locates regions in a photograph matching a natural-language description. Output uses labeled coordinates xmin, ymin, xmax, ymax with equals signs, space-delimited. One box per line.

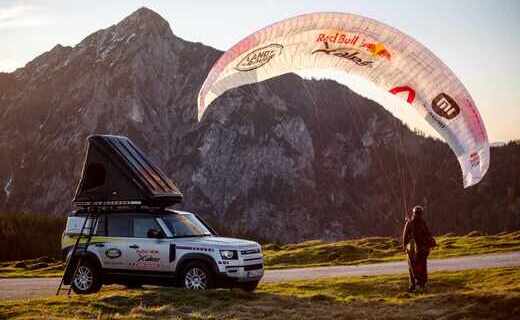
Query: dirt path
xmin=1 ymin=252 xmax=519 ymax=301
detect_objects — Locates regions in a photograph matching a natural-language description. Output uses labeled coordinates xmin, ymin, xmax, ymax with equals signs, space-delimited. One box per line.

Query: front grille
xmin=241 ymin=248 xmax=260 ymax=255
xmin=244 ymin=257 xmax=262 ymax=262
xmin=244 ymin=263 xmax=263 ymax=271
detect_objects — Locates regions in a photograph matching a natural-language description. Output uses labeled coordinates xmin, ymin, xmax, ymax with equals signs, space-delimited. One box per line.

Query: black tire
xmin=125 ymin=281 xmax=143 ymax=289
xmin=181 ymin=261 xmax=214 ymax=290
xmin=239 ymin=281 xmax=259 ymax=292
xmin=71 ymin=259 xmax=102 ymax=294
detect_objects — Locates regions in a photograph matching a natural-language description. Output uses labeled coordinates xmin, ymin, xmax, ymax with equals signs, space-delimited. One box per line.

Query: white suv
xmin=61 ymin=208 xmax=264 ymax=294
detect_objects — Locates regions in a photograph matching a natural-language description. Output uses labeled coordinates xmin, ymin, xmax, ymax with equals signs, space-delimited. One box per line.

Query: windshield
xmin=161 ymin=213 xmax=212 ymax=237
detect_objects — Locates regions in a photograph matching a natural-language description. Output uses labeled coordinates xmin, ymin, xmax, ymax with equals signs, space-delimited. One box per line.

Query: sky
xmin=1 ymin=0 xmax=519 ymax=142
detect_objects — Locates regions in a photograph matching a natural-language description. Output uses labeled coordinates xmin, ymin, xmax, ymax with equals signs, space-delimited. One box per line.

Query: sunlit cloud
xmin=0 ymin=57 xmax=24 ymax=72
xmin=0 ymin=1 xmax=49 ymax=29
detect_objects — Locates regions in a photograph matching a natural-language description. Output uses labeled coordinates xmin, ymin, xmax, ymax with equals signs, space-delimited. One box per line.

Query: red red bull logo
xmin=361 ymin=42 xmax=391 ymax=61
xmin=316 ymin=33 xmax=360 ymax=45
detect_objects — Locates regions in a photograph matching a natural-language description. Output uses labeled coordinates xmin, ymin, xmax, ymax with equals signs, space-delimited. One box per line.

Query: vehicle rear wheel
xmin=181 ymin=262 xmax=214 ymax=290
xmin=71 ymin=260 xmax=102 ymax=294
xmin=125 ymin=281 xmax=143 ymax=289
xmin=239 ymin=280 xmax=259 ymax=292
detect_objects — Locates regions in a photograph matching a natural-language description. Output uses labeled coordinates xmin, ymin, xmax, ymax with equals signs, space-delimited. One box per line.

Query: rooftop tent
xmin=73 ymin=135 xmax=183 ymax=207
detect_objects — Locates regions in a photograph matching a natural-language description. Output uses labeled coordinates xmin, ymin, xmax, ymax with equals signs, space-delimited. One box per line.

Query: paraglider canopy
xmin=198 ymin=12 xmax=490 ymax=188
xmin=73 ymin=135 xmax=183 ymax=208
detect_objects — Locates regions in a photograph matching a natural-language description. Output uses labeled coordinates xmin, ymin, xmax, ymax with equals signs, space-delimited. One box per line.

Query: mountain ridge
xmin=0 ymin=7 xmax=518 ymax=242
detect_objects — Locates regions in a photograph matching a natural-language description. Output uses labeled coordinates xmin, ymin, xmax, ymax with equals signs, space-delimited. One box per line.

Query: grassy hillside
xmin=264 ymin=231 xmax=520 ymax=269
xmin=0 ymin=213 xmax=66 ymax=261
xmin=0 ymin=257 xmax=64 ymax=278
xmin=1 ymin=231 xmax=520 ymax=278
xmin=1 ymin=267 xmax=518 ymax=319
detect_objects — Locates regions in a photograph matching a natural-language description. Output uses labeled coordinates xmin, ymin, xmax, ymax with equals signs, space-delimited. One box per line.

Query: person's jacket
xmin=402 ymin=215 xmax=436 ymax=251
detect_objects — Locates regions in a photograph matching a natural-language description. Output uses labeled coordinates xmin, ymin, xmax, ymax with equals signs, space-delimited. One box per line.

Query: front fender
xmin=175 ymin=252 xmax=219 ymax=275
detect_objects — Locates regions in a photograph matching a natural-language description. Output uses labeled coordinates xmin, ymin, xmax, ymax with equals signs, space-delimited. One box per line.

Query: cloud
xmin=0 ymin=57 xmax=24 ymax=72
xmin=0 ymin=1 xmax=49 ymax=29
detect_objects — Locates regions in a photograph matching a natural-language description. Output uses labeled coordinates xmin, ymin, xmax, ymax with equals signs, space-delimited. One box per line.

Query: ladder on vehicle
xmin=56 ymin=212 xmax=99 ymax=295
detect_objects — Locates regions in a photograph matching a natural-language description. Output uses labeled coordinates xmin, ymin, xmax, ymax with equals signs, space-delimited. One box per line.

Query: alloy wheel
xmin=73 ymin=265 xmax=93 ymax=291
xmin=184 ymin=267 xmax=208 ymax=290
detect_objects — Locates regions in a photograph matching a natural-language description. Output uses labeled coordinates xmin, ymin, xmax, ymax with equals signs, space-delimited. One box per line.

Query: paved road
xmin=262 ymin=252 xmax=520 ymax=282
xmin=1 ymin=252 xmax=519 ymax=301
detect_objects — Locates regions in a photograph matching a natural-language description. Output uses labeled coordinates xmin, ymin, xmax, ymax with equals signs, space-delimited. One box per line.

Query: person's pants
xmin=407 ymin=250 xmax=416 ymax=288
xmin=414 ymin=249 xmax=429 ymax=287
xmin=407 ymin=248 xmax=429 ymax=288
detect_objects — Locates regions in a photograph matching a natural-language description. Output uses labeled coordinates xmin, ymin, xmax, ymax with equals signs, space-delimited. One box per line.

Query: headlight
xmin=220 ymin=250 xmax=238 ymax=260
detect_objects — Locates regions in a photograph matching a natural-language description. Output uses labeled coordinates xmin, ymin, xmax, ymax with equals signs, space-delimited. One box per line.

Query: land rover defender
xmin=62 ymin=208 xmax=264 ymax=294
xmin=57 ymin=134 xmax=264 ymax=295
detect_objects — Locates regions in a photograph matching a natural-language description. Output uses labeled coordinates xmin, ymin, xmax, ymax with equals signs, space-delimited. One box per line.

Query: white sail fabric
xmin=198 ymin=12 xmax=489 ymax=188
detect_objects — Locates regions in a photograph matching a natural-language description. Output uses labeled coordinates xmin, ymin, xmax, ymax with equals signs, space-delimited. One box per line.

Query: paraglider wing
xmin=197 ymin=12 xmax=489 ymax=188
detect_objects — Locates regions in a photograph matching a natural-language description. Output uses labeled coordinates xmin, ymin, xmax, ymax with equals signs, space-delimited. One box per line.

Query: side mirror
xmin=147 ymin=228 xmax=164 ymax=239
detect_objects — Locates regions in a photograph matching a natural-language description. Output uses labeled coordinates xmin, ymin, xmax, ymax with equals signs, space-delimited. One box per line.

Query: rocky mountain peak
xmin=120 ymin=7 xmax=171 ymax=32
xmin=76 ymin=7 xmax=176 ymax=59
xmin=0 ymin=8 xmax=515 ymax=243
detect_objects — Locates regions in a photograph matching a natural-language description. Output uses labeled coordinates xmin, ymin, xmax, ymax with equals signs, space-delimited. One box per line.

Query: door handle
xmin=129 ymin=245 xmax=139 ymax=249
xmin=95 ymin=243 xmax=104 ymax=247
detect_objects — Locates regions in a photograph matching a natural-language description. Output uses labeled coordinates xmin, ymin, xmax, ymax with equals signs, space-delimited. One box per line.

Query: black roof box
xmin=73 ymin=135 xmax=183 ymax=208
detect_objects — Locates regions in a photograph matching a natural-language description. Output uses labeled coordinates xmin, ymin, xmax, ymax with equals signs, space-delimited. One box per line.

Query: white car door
xmin=126 ymin=215 xmax=172 ymax=272
xmin=96 ymin=214 xmax=132 ymax=270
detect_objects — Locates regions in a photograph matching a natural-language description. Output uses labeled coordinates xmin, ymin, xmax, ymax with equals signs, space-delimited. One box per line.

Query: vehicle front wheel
xmin=181 ymin=262 xmax=214 ymax=290
xmin=239 ymin=280 xmax=259 ymax=292
xmin=71 ymin=260 xmax=102 ymax=294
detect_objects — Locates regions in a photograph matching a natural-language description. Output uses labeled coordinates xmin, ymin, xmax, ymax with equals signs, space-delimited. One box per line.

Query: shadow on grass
xmin=81 ymin=284 xmax=520 ymax=320
xmin=1 ymin=269 xmax=519 ymax=320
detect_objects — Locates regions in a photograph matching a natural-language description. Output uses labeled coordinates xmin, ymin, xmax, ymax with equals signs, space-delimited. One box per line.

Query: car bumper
xmin=215 ymin=264 xmax=264 ymax=286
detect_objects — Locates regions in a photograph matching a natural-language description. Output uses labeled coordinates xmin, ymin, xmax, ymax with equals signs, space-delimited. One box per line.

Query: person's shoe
xmin=416 ymin=283 xmax=427 ymax=292
xmin=407 ymin=285 xmax=416 ymax=293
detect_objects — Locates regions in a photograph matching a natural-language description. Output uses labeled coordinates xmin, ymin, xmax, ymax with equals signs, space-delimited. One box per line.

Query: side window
xmin=107 ymin=215 xmax=132 ymax=237
xmin=94 ymin=215 xmax=106 ymax=236
xmin=133 ymin=216 xmax=161 ymax=238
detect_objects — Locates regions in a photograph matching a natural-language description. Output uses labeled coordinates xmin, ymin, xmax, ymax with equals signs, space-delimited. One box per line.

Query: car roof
xmin=70 ymin=207 xmax=193 ymax=216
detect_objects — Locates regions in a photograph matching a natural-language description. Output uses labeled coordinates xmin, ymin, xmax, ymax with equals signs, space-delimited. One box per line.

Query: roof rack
xmin=73 ymin=135 xmax=183 ymax=209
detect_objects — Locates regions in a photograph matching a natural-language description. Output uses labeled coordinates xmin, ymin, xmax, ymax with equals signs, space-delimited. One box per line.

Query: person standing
xmin=402 ymin=205 xmax=436 ymax=292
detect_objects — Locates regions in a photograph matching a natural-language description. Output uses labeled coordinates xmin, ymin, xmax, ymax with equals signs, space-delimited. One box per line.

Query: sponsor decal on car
xmin=176 ymin=246 xmax=214 ymax=252
xmin=235 ymin=43 xmax=283 ymax=71
xmin=130 ymin=249 xmax=161 ymax=269
xmin=432 ymin=93 xmax=460 ymax=120
xmin=105 ymin=248 xmax=122 ymax=259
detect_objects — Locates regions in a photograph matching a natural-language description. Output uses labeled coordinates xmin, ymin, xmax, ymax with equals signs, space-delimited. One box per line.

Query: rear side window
xmin=94 ymin=215 xmax=106 ymax=236
xmin=133 ymin=216 xmax=161 ymax=238
xmin=107 ymin=215 xmax=132 ymax=237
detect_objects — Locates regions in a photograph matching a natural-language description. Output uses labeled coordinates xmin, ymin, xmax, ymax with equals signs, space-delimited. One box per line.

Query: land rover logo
xmin=105 ymin=248 xmax=122 ymax=259
xmin=432 ymin=93 xmax=460 ymax=120
xmin=235 ymin=44 xmax=283 ymax=71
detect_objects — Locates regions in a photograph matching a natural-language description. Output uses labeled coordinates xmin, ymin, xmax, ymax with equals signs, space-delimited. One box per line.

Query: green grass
xmin=0 ymin=257 xmax=64 ymax=278
xmin=263 ymin=231 xmax=520 ymax=269
xmin=1 ymin=267 xmax=519 ymax=319
xmin=2 ymin=231 xmax=520 ymax=279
